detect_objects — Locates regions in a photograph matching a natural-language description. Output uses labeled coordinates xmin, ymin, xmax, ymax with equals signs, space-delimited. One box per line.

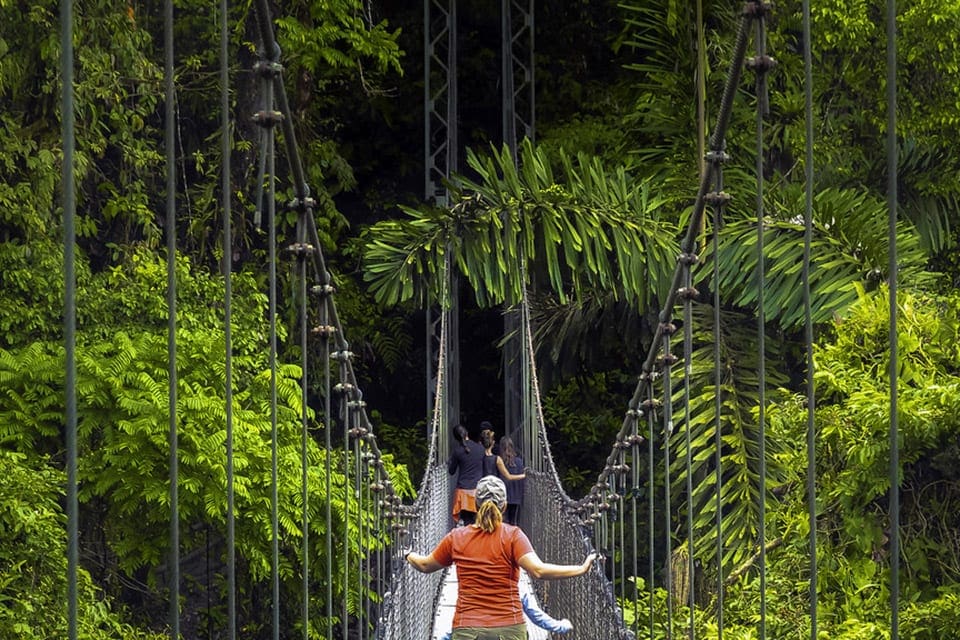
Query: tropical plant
xmin=0 ymin=451 xmax=166 ymax=640
xmin=363 ymin=139 xmax=679 ymax=310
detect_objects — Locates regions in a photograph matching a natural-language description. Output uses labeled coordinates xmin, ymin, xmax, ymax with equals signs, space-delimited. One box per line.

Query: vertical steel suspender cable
xmin=661 ymin=329 xmax=675 ymax=640
xmin=253 ymin=46 xmax=280 ymax=640
xmin=163 ymin=0 xmax=180 ymax=636
xmin=354 ymin=422 xmax=363 ymax=639
xmin=300 ymin=246 xmax=310 ymax=640
xmin=801 ymin=0 xmax=818 ymax=636
xmin=618 ymin=455 xmax=626 ymax=615
xmin=342 ymin=361 xmax=351 ymax=640
xmin=682 ymin=257 xmax=696 ymax=639
xmin=60 ymin=1 xmax=78 ymax=637
xmin=885 ymin=0 xmax=900 ymax=635
xmin=711 ymin=181 xmax=725 ymax=639
xmin=646 ymin=385 xmax=656 ymax=637
xmin=630 ymin=411 xmax=639 ymax=636
xmin=751 ymin=8 xmax=771 ymax=638
xmin=322 ymin=290 xmax=334 ymax=640
xmin=265 ymin=69 xmax=280 ymax=640
xmin=219 ymin=0 xmax=237 ymax=636
xmin=707 ymin=147 xmax=731 ymax=640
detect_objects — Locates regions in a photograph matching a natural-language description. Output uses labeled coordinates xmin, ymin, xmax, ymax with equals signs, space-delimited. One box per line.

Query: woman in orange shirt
xmin=405 ymin=475 xmax=596 ymax=639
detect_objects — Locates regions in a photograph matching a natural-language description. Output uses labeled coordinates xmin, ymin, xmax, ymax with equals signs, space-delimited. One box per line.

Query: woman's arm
xmin=496 ymin=456 xmax=525 ymax=481
xmin=518 ymin=551 xmax=596 ymax=580
xmin=405 ymin=550 xmax=445 ymax=574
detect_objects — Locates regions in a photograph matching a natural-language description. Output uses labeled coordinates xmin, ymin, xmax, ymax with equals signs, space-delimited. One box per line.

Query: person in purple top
xmin=448 ymin=424 xmax=485 ymax=525
xmin=498 ymin=436 xmax=525 ymax=526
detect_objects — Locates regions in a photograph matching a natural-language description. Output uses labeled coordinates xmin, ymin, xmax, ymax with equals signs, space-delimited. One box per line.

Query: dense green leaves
xmin=0 ymin=451 xmax=164 ymax=639
xmin=363 ymin=140 xmax=679 ymax=310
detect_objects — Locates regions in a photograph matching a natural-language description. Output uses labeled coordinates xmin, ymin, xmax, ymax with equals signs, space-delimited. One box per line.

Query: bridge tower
xmin=501 ymin=0 xmax=535 ymax=460
xmin=424 ymin=0 xmax=459 ymax=458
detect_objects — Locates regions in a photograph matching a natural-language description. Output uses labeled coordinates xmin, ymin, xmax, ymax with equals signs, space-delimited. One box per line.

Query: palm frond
xmin=363 ymin=141 xmax=679 ymax=310
xmin=701 ymin=186 xmax=935 ymax=330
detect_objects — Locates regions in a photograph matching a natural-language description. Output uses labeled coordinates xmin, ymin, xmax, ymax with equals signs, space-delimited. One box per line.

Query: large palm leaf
xmin=702 ymin=185 xmax=936 ymax=330
xmin=362 ymin=140 xmax=680 ymax=311
xmin=669 ymin=305 xmax=789 ymax=572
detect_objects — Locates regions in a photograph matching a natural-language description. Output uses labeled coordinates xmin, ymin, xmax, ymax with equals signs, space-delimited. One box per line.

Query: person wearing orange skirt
xmin=448 ymin=424 xmax=485 ymax=525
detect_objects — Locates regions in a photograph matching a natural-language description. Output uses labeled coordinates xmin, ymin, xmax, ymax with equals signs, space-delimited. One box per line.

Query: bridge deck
xmin=432 ymin=565 xmax=549 ymax=640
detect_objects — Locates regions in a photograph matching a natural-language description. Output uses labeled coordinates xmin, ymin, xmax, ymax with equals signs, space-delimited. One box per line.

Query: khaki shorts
xmin=451 ymin=623 xmax=526 ymax=640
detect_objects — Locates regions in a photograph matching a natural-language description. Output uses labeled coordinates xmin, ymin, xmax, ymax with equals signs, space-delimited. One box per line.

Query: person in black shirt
xmin=448 ymin=424 xmax=485 ymax=525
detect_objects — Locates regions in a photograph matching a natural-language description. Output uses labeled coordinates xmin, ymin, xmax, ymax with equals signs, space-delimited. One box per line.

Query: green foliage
xmin=747 ymin=286 xmax=960 ymax=634
xmin=676 ymin=305 xmax=790 ymax=571
xmin=362 ymin=140 xmax=679 ymax=310
xmin=0 ymin=0 xmax=164 ymax=248
xmin=541 ymin=370 xmax=635 ymax=496
xmin=0 ymin=451 xmax=164 ymax=639
xmin=703 ymin=186 xmax=936 ymax=330
xmin=0 ymin=244 xmax=403 ymax=636
xmin=275 ymin=1 xmax=402 ymax=77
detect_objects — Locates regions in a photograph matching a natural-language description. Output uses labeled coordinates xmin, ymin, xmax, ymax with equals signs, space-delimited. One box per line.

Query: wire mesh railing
xmin=378 ymin=463 xmax=451 ymax=640
xmin=521 ymin=472 xmax=634 ymax=640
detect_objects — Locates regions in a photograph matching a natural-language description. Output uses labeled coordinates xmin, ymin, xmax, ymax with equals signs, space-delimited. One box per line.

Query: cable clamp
xmin=288 ymin=196 xmax=317 ymax=211
xmin=310 ymin=283 xmax=336 ymax=297
xmin=333 ymin=382 xmax=356 ymax=394
xmin=705 ymin=150 xmax=730 ymax=164
xmin=678 ymin=286 xmax=700 ymax=300
xmin=349 ymin=426 xmax=368 ymax=439
xmin=331 ymin=350 xmax=354 ymax=362
xmin=252 ymin=110 xmax=284 ymax=126
xmin=253 ymin=60 xmax=284 ymax=77
xmin=311 ymin=324 xmax=337 ymax=338
xmin=659 ymin=321 xmax=677 ymax=335
xmin=284 ymin=242 xmax=315 ymax=258
xmin=705 ymin=191 xmax=733 ymax=206
xmin=657 ymin=353 xmax=679 ymax=367
xmin=678 ymin=252 xmax=699 ymax=266
xmin=746 ymin=55 xmax=777 ymax=73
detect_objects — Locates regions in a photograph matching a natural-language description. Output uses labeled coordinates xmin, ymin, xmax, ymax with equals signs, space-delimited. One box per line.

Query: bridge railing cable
xmin=520 ymin=295 xmax=635 ymax=639
xmin=566 ymin=5 xmax=767 ymax=637
xmin=248 ymin=3 xmax=424 ymax=637
xmin=377 ymin=266 xmax=452 ymax=640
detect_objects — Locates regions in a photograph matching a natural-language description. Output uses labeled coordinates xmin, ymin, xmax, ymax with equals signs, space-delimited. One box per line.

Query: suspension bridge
xmin=46 ymin=0 xmax=909 ymax=639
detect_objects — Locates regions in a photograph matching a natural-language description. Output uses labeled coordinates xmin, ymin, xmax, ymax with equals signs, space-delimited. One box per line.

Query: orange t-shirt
xmin=431 ymin=524 xmax=534 ymax=628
